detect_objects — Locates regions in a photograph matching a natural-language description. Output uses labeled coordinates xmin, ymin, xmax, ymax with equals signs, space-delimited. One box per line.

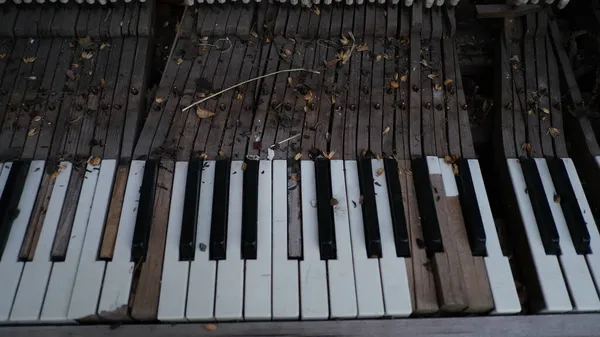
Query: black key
xmin=454 ymin=159 xmax=487 ymax=256
xmin=131 ymin=160 xmax=158 ymax=262
xmin=179 ymin=156 xmax=204 ymax=261
xmin=241 ymin=158 xmax=259 ymax=259
xmin=0 ymin=161 xmax=29 ymax=260
xmin=411 ymin=158 xmax=444 ymax=254
xmin=314 ymin=156 xmax=337 ymax=260
xmin=209 ymin=159 xmax=231 ymax=260
xmin=546 ymin=157 xmax=590 ymax=254
xmin=357 ymin=157 xmax=382 ymax=258
xmin=519 ymin=157 xmax=560 ymax=255
xmin=383 ymin=158 xmax=410 ymax=257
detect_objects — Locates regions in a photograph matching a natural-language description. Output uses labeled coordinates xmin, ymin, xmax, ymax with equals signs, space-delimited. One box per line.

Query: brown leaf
xmin=400 ymin=74 xmax=408 ymax=82
xmin=382 ymin=126 xmax=390 ymax=135
xmin=509 ymin=55 xmax=520 ymax=62
xmin=420 ymin=59 xmax=429 ymax=67
xmin=81 ymin=51 xmax=93 ymax=60
xmin=527 ymin=109 xmax=535 ymax=115
xmin=356 ymin=43 xmax=369 ymax=52
xmin=303 ymin=90 xmax=313 ymax=103
xmin=27 ymin=76 xmax=37 ymax=80
xmin=427 ymin=73 xmax=437 ymax=80
xmin=236 ymin=92 xmax=244 ymax=100
xmin=66 ymin=69 xmax=75 ymax=80
xmin=443 ymin=155 xmax=453 ymax=164
xmin=71 ymin=63 xmax=80 ymax=69
xmin=78 ymin=36 xmax=95 ymax=49
xmin=375 ymin=55 xmax=382 ymax=63
xmin=203 ymin=324 xmax=217 ymax=331
xmin=541 ymin=107 xmax=550 ymax=114
xmin=375 ymin=153 xmax=381 ymax=161
xmin=376 ymin=167 xmax=384 ymax=176
xmin=291 ymin=173 xmax=298 ymax=181
xmin=554 ymin=194 xmax=561 ymax=203
xmin=33 ymin=116 xmax=42 ymax=122
xmin=0 ymin=54 xmax=6 ymax=60
xmin=452 ymin=163 xmax=459 ymax=176
xmin=242 ymin=162 xmax=248 ymax=171
xmin=196 ymin=107 xmax=216 ymax=119
xmin=340 ymin=35 xmax=350 ymax=46
xmin=294 ymin=152 xmax=302 ymax=161
xmin=326 ymin=151 xmax=335 ymax=160
xmin=283 ymin=48 xmax=292 ymax=56
xmin=100 ymin=42 xmax=111 ymax=50
xmin=434 ymin=84 xmax=443 ymax=91
xmin=22 ymin=56 xmax=37 ymax=63
xmin=311 ymin=6 xmax=321 ymax=16
xmin=444 ymin=79 xmax=454 ymax=86
xmin=548 ymin=127 xmax=561 ymax=138
xmin=88 ymin=156 xmax=101 ymax=166
xmin=390 ymin=80 xmax=399 ymax=89
xmin=287 ymin=77 xmax=294 ymax=86
xmin=200 ymin=153 xmax=208 ymax=160
xmin=330 ymin=198 xmax=339 ymax=206
xmin=27 ymin=128 xmax=38 ymax=137
xmin=176 ymin=57 xmax=184 ymax=65
xmin=155 ymin=97 xmax=166 ymax=104
xmin=522 ymin=143 xmax=532 ymax=153
xmin=100 ymin=78 xmax=106 ymax=88
xmin=331 ymin=95 xmax=336 ymax=104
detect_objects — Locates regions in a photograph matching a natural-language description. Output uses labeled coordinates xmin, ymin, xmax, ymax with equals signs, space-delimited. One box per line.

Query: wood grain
xmin=98 ymin=164 xmax=129 ymax=260
xmin=421 ymin=10 xmax=435 ymax=157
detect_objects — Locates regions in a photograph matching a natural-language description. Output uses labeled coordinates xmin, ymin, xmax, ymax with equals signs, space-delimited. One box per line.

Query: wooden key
xmin=98 ymin=164 xmax=129 ymax=260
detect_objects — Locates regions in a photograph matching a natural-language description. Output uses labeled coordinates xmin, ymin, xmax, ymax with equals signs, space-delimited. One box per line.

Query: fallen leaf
xmin=0 ymin=54 xmax=6 ymax=60
xmin=100 ymin=42 xmax=111 ymax=50
xmin=66 ymin=69 xmax=75 ymax=80
xmin=382 ymin=126 xmax=390 ymax=135
xmin=200 ymin=153 xmax=208 ymax=160
xmin=444 ymin=155 xmax=453 ymax=164
xmin=434 ymin=84 xmax=443 ymax=91
xmin=51 ymin=165 xmax=66 ymax=179
xmin=155 ymin=97 xmax=166 ymax=103
xmin=27 ymin=76 xmax=37 ymax=80
xmin=100 ymin=79 xmax=106 ymax=88
xmin=527 ymin=109 xmax=535 ymax=115
xmin=330 ymin=198 xmax=339 ymax=206
xmin=236 ymin=92 xmax=243 ymax=100
xmin=72 ymin=63 xmax=80 ymax=69
xmin=554 ymin=194 xmax=561 ymax=203
xmin=283 ymin=48 xmax=292 ymax=56
xmin=375 ymin=55 xmax=382 ymax=63
xmin=311 ymin=6 xmax=321 ymax=16
xmin=390 ymin=80 xmax=399 ymax=88
xmin=331 ymin=95 xmax=336 ymax=104
xmin=33 ymin=116 xmax=42 ymax=122
xmin=444 ymin=79 xmax=454 ymax=86
xmin=287 ymin=77 xmax=294 ymax=86
xmin=340 ymin=35 xmax=350 ymax=45
xmin=203 ymin=324 xmax=217 ymax=331
xmin=452 ymin=163 xmax=459 ymax=176
xmin=326 ymin=151 xmax=335 ymax=160
xmin=356 ymin=43 xmax=369 ymax=52
xmin=522 ymin=143 xmax=532 ymax=153
xmin=196 ymin=107 xmax=216 ymax=119
xmin=400 ymin=74 xmax=408 ymax=82
xmin=294 ymin=152 xmax=302 ymax=161
xmin=509 ymin=55 xmax=520 ymax=62
xmin=218 ymin=150 xmax=225 ymax=157
xmin=268 ymin=148 xmax=275 ymax=161
xmin=376 ymin=167 xmax=384 ymax=176
xmin=22 ymin=56 xmax=37 ymax=63
xmin=78 ymin=36 xmax=95 ymax=49
xmin=541 ymin=107 xmax=550 ymax=114
xmin=394 ymin=72 xmax=399 ymax=80
xmin=548 ymin=127 xmax=560 ymax=138
xmin=427 ymin=73 xmax=437 ymax=80
xmin=375 ymin=153 xmax=381 ymax=160
xmin=88 ymin=156 xmax=101 ymax=166
xmin=420 ymin=59 xmax=429 ymax=67
xmin=303 ymin=90 xmax=313 ymax=103
xmin=242 ymin=162 xmax=248 ymax=171
xmin=27 ymin=128 xmax=37 ymax=136
xmin=291 ymin=173 xmax=298 ymax=181
xmin=176 ymin=57 xmax=184 ymax=65
xmin=81 ymin=51 xmax=93 ymax=60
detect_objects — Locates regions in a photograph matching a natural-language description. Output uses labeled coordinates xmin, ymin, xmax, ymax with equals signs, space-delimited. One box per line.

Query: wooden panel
xmin=421 ymin=10 xmax=435 ymax=157
xmin=315 ymin=29 xmax=334 ymax=153
xmin=369 ymin=36 xmax=384 ymax=157
xmin=408 ymin=1 xmax=422 ymax=158
xmin=545 ymin=36 xmax=568 ymax=158
xmin=381 ymin=38 xmax=395 ymax=157
xmin=396 ymin=5 xmax=410 ymax=160
xmin=523 ymin=14 xmax=542 ymax=158
xmin=356 ymin=35 xmax=373 ymax=156
xmin=430 ymin=8 xmax=447 ymax=157
xmin=534 ymin=12 xmax=553 ymax=158
xmin=508 ymin=20 xmax=528 ymax=158
xmin=98 ymin=164 xmax=130 ymax=260
xmin=496 ymin=34 xmax=517 ymax=159
xmin=343 ymin=34 xmax=361 ymax=160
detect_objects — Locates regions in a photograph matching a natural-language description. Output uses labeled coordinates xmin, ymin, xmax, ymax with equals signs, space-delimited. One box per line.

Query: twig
xmin=182 ymin=68 xmax=320 ymax=112
xmin=272 ymin=133 xmax=301 ymax=148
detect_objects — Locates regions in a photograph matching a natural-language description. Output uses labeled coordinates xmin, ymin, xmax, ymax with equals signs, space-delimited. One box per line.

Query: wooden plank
xmin=546 ymin=36 xmax=568 ymax=158
xmin=137 ymin=0 xmax=155 ymax=37
xmin=364 ymin=4 xmax=375 ymax=37
xmin=331 ymin=25 xmax=352 ymax=157
xmin=317 ymin=5 xmax=332 ymax=39
xmin=328 ymin=5 xmax=342 ymax=39
xmin=430 ymin=8 xmax=447 ymax=156
xmin=356 ymin=35 xmax=373 ymax=156
xmin=534 ymin=12 xmax=553 ymax=158
xmin=274 ymin=6 xmax=289 ymax=37
xmin=110 ymin=5 xmax=126 ymax=38
xmin=508 ymin=20 xmax=527 ymax=158
xmin=130 ymin=160 xmax=174 ymax=321
xmin=396 ymin=4 xmax=410 ymax=160
xmin=374 ymin=4 xmax=386 ymax=38
xmin=98 ymin=164 xmax=129 ymax=260
xmin=129 ymin=3 xmax=142 ymax=38
xmin=421 ymin=10 xmax=435 ymax=157
xmin=386 ymin=3 xmax=398 ymax=38
xmin=225 ymin=5 xmax=242 ymax=37
xmin=497 ymin=34 xmax=517 ymax=159
xmin=441 ymin=30 xmax=460 ymax=157
xmin=0 ymin=6 xmax=18 ymax=38
xmin=315 ymin=27 xmax=334 ymax=153
xmin=38 ymin=7 xmax=56 ymax=37
xmin=236 ymin=3 xmax=255 ymax=39
xmin=475 ymin=4 xmax=541 ymax=19
xmin=369 ymin=36 xmax=384 ymax=157
xmin=381 ymin=39 xmax=395 ymax=157
xmin=408 ymin=1 xmax=422 ymax=158
xmin=341 ymin=5 xmax=354 ymax=37
xmin=353 ymin=5 xmax=365 ymax=39
xmin=76 ymin=8 xmax=90 ymax=39
xmin=523 ymin=14 xmax=542 ymax=158
xmin=342 ymin=38 xmax=360 ymax=160
xmin=400 ymin=160 xmax=439 ymax=314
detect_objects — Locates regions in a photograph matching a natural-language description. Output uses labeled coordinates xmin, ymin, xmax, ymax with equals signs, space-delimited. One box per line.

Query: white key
xmin=299 ymin=160 xmax=329 ymax=319
xmin=425 ymin=0 xmax=434 ymax=8
xmin=271 ymin=160 xmax=299 ymax=320
xmin=186 ymin=161 xmax=217 ymax=321
xmin=244 ymin=160 xmax=272 ymax=320
xmin=467 ymin=160 xmax=521 ymax=314
xmin=344 ymin=160 xmax=385 ymax=318
xmin=327 ymin=160 xmax=358 ymax=318
xmin=436 ymin=0 xmax=444 ymax=5
xmin=0 ymin=160 xmax=45 ymax=322
xmin=158 ymin=162 xmax=189 ymax=322
xmin=372 ymin=159 xmax=412 ymax=317
xmin=214 ymin=161 xmax=244 ymax=321
xmin=41 ymin=162 xmax=100 ymax=322
xmin=68 ymin=160 xmax=116 ymax=320
xmin=0 ymin=162 xmax=10 ymax=200
xmin=557 ymin=0 xmax=568 ymax=7
xmin=10 ymin=162 xmax=72 ymax=323
xmin=565 ymin=159 xmax=600 ymax=297
xmin=507 ymin=159 xmax=572 ymax=313
xmin=534 ymin=158 xmax=600 ymax=312
xmin=97 ymin=160 xmax=145 ymax=319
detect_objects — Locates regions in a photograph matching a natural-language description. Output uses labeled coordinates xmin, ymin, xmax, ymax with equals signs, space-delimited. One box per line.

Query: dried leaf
xmin=331 ymin=95 xmax=336 ymax=104
xmin=554 ymin=194 xmax=561 ymax=203
xmin=522 ymin=143 xmax=532 ymax=153
xmin=88 ymin=156 xmax=101 ymax=166
xmin=420 ymin=59 xmax=429 ymax=67
xmin=340 ymin=35 xmax=350 ymax=46
xmin=452 ymin=163 xmax=459 ymax=176
xmin=375 ymin=55 xmax=382 ymax=63
xmin=548 ymin=127 xmax=560 ymax=137
xmin=390 ymin=80 xmax=399 ymax=89
xmin=291 ymin=173 xmax=298 ymax=181
xmin=27 ymin=76 xmax=37 ymax=80
xmin=196 ymin=107 xmax=216 ymax=119
xmin=303 ymin=90 xmax=313 ymax=103
xmin=155 ymin=97 xmax=166 ymax=104
xmin=218 ymin=150 xmax=225 ymax=157
xmin=376 ymin=167 xmax=384 ymax=176
xmin=242 ymin=162 xmax=248 ymax=171
xmin=200 ymin=153 xmax=208 ymax=160
xmin=268 ymin=148 xmax=275 ymax=161
xmin=100 ymin=78 xmax=106 ymax=88
xmin=22 ymin=56 xmax=37 ymax=63
xmin=382 ymin=126 xmax=390 ymax=135
xmin=330 ymin=198 xmax=339 ymax=206
xmin=443 ymin=155 xmax=453 ymax=164
xmin=236 ymin=92 xmax=244 ymax=100
xmin=78 ymin=36 xmax=95 ymax=49
xmin=400 ymin=74 xmax=408 ymax=82
xmin=311 ymin=6 xmax=321 ymax=16
xmin=204 ymin=324 xmax=217 ymax=331
xmin=33 ymin=116 xmax=42 ymax=122
xmin=71 ymin=63 xmax=80 ymax=69
xmin=81 ymin=51 xmax=93 ymax=60
xmin=27 ymin=128 xmax=37 ymax=137
xmin=66 ymin=69 xmax=75 ymax=80
xmin=51 ymin=165 xmax=66 ymax=180
xmin=375 ymin=153 xmax=381 ymax=161
xmin=541 ymin=107 xmax=550 ymax=114
xmin=0 ymin=54 xmax=6 ymax=60
xmin=444 ymin=79 xmax=454 ymax=86
xmin=294 ymin=152 xmax=302 ymax=161
xmin=100 ymin=42 xmax=111 ymax=50
xmin=283 ymin=48 xmax=292 ymax=56
xmin=509 ymin=55 xmax=520 ymax=62
xmin=287 ymin=77 xmax=294 ymax=86
xmin=176 ymin=57 xmax=184 ymax=65
xmin=356 ymin=43 xmax=369 ymax=52
xmin=434 ymin=83 xmax=443 ymax=91
xmin=427 ymin=73 xmax=437 ymax=80
xmin=326 ymin=151 xmax=335 ymax=160
xmin=527 ymin=109 xmax=535 ymax=115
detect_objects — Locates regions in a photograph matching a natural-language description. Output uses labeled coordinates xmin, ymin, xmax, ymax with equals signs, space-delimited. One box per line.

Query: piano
xmin=1 ymin=0 xmax=600 ymax=335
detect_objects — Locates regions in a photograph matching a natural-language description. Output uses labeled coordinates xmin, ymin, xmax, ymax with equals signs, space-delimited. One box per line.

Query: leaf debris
xmin=196 ymin=107 xmax=216 ymax=119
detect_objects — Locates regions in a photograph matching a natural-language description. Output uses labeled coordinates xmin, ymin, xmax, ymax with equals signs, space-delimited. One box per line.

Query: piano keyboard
xmin=0 ymin=156 xmax=524 ymax=323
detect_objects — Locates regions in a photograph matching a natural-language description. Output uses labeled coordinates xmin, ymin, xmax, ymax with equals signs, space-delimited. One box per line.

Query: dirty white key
xmin=299 ymin=160 xmax=329 ymax=319
xmin=214 ymin=161 xmax=244 ymax=321
xmin=372 ymin=159 xmax=412 ymax=317
xmin=327 ymin=160 xmax=358 ymax=318
xmin=468 ymin=160 xmax=521 ymax=314
xmin=344 ymin=160 xmax=385 ymax=318
xmin=535 ymin=158 xmax=600 ymax=312
xmin=0 ymin=161 xmax=45 ymax=322
xmin=271 ymin=160 xmax=299 ymax=320
xmin=186 ymin=161 xmax=217 ymax=321
xmin=97 ymin=160 xmax=145 ymax=319
xmin=0 ymin=162 xmax=7 ymax=195
xmin=244 ymin=161 xmax=272 ymax=320
xmin=158 ymin=162 xmax=189 ymax=322
xmin=10 ymin=162 xmax=71 ymax=322
xmin=507 ymin=159 xmax=572 ymax=313
xmin=68 ymin=160 xmax=116 ymax=320
xmin=41 ymin=163 xmax=100 ymax=322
